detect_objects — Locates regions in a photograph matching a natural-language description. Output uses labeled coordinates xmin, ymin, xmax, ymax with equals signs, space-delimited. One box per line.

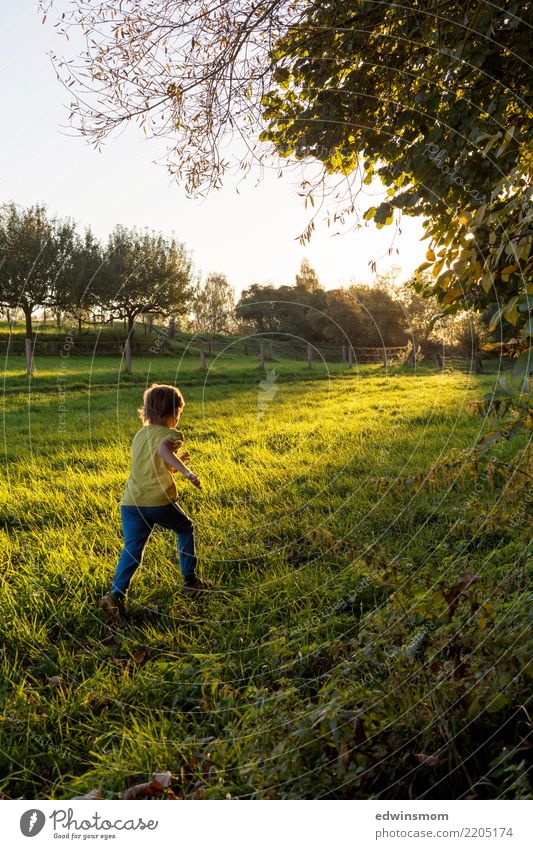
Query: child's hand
xmin=178 ymin=451 xmax=190 ymax=463
xmin=187 ymin=473 xmax=201 ymax=489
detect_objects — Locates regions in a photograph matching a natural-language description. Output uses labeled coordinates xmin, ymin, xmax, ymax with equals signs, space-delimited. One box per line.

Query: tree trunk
xmin=78 ymin=315 xmax=82 ymax=334
xmin=24 ymin=306 xmax=33 ymax=340
xmin=23 ymin=306 xmax=33 ymax=374
xmin=55 ymin=310 xmax=62 ymax=328
xmin=124 ymin=338 xmax=132 ymax=374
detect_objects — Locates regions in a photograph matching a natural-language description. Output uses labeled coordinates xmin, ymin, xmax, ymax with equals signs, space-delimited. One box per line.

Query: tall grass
xmin=0 ymin=355 xmax=530 ymax=799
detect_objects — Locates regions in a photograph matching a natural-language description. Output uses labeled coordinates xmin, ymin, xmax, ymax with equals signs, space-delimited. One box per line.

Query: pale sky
xmin=1 ymin=1 xmax=427 ymax=295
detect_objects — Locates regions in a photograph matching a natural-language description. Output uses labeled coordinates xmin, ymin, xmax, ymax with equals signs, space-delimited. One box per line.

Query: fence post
xmin=124 ymin=338 xmax=132 ymax=374
xmin=25 ymin=338 xmax=33 ymax=375
xmin=244 ymin=343 xmax=249 ymax=356
xmin=383 ymin=347 xmax=388 ymax=369
xmin=341 ymin=345 xmax=347 ymax=363
xmin=435 ymin=351 xmax=443 ymax=370
xmin=268 ymin=340 xmax=273 ymax=361
xmin=208 ymin=338 xmax=213 ymax=354
xmin=200 ymin=340 xmax=207 ymax=370
xmin=307 ymin=343 xmax=313 ymax=368
xmin=259 ymin=342 xmax=265 ymax=369
xmin=347 ymin=345 xmax=353 ymax=368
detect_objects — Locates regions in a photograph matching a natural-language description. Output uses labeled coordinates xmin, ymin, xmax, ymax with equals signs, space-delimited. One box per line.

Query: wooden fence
xmin=1 ymin=328 xmax=513 ymax=374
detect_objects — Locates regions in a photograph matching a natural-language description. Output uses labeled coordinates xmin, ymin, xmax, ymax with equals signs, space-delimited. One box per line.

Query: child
xmin=101 ymin=383 xmax=210 ymax=621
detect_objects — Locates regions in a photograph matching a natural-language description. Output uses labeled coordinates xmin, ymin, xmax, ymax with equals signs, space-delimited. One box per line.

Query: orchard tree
xmin=0 ymin=203 xmax=57 ymax=371
xmin=191 ymin=272 xmax=236 ymax=334
xmin=66 ymin=229 xmax=104 ymax=332
xmin=101 ymin=225 xmax=194 ymax=339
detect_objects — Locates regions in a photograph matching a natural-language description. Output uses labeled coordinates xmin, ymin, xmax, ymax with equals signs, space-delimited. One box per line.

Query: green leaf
xmin=488 ymin=305 xmax=505 ymax=331
xmin=476 ymin=431 xmax=503 ymax=450
xmin=512 ymin=348 xmax=532 ymax=378
xmin=363 ymin=207 xmax=377 ymax=221
xmin=521 ymin=317 xmax=533 ymax=338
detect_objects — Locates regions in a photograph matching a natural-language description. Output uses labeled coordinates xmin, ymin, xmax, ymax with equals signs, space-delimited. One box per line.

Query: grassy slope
xmin=0 ymin=354 xmax=531 ymax=799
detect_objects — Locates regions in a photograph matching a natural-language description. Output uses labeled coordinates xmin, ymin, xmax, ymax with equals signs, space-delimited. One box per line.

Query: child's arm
xmin=157 ymin=440 xmax=201 ymax=489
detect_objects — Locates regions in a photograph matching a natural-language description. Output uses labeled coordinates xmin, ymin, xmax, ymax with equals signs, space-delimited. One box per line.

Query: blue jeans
xmin=112 ymin=503 xmax=197 ymax=597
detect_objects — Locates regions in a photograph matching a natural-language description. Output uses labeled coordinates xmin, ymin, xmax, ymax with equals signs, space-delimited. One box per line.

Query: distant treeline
xmin=2 ymin=203 xmax=497 ymax=374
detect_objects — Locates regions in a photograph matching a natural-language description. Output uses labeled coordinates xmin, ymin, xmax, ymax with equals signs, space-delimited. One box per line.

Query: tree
xmin=394 ymin=275 xmax=443 ymax=352
xmin=42 ymin=1 xmax=299 ymax=195
xmin=236 ymin=278 xmax=407 ymax=348
xmin=259 ymin=1 xmax=532 ymax=357
xmin=191 ymin=272 xmax=236 ymax=334
xmin=345 ymin=284 xmax=408 ymax=347
xmin=100 ymin=225 xmax=194 ymax=340
xmin=68 ymin=229 xmax=104 ymax=333
xmin=295 ymin=259 xmax=322 ymax=293
xmin=0 ymin=203 xmax=58 ymax=372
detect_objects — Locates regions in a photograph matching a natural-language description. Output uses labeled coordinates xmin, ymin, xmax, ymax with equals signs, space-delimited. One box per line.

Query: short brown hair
xmin=138 ymin=384 xmax=185 ymax=425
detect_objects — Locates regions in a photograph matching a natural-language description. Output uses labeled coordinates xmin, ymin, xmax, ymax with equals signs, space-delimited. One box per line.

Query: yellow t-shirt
xmin=121 ymin=425 xmax=184 ymax=507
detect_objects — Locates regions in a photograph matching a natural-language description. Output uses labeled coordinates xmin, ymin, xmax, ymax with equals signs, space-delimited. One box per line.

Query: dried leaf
xmin=131 ymin=649 xmax=148 ymax=665
xmin=121 ymin=771 xmax=172 ymax=800
xmin=48 ymin=676 xmax=62 ymax=688
xmin=414 ymin=753 xmax=440 ymax=767
xmin=102 ymin=635 xmax=117 ymax=647
xmin=152 ymin=771 xmax=171 ymax=788
xmin=72 ymin=788 xmax=103 ymax=800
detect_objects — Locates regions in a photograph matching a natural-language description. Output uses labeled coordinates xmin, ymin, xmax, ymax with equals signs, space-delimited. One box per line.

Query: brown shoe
xmin=182 ymin=576 xmax=213 ymax=595
xmin=101 ymin=591 xmax=126 ymax=622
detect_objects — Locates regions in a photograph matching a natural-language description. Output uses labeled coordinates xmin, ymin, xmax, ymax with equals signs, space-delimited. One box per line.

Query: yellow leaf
xmin=443 ymin=286 xmax=463 ymax=304
xmin=504 ymin=297 xmax=519 ymax=325
xmin=426 ymin=248 xmax=436 ymax=261
xmin=501 ymin=263 xmax=519 ymax=282
xmin=481 ymin=273 xmax=494 ymax=293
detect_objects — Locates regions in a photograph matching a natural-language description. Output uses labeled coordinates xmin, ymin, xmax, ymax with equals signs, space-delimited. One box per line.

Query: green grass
xmin=0 ymin=354 xmax=531 ymax=800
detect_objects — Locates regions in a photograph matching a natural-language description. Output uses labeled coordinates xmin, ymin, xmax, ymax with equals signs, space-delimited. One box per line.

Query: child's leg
xmin=112 ymin=506 xmax=154 ymax=597
xmin=151 ymin=503 xmax=197 ymax=579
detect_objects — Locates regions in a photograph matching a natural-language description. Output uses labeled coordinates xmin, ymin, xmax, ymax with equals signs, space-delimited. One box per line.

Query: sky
xmin=1 ymin=2 xmax=427 ymax=295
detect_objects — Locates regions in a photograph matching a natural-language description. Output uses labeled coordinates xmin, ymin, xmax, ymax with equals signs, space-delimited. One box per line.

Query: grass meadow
xmin=0 ymin=350 xmax=531 ymax=799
